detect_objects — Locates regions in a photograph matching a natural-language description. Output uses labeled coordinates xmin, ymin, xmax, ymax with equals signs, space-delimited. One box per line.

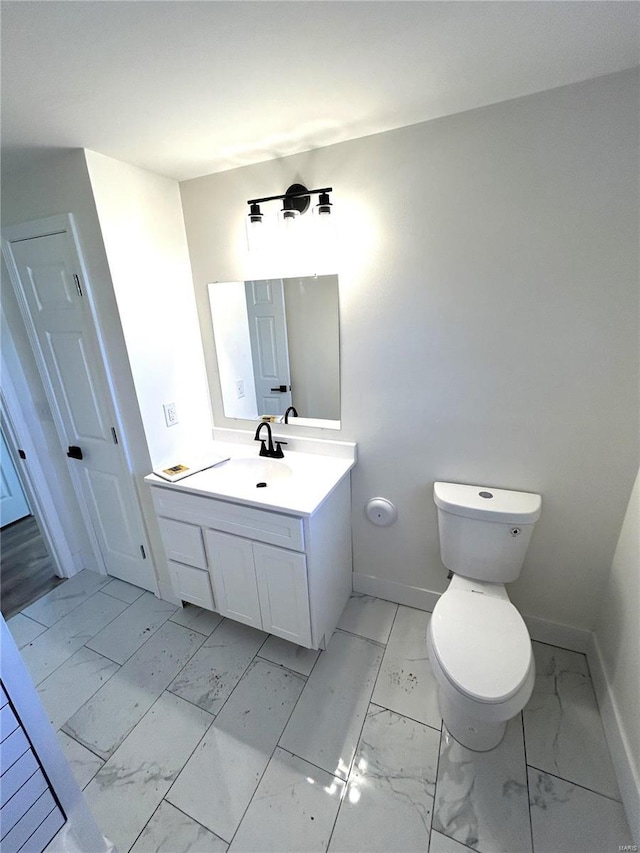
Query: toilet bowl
xmin=427 ymin=575 xmax=535 ymax=750
xmin=429 ymin=482 xmax=541 ymax=751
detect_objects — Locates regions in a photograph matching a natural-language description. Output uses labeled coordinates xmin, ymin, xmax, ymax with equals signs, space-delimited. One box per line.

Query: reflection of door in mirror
xmin=208 ymin=275 xmax=340 ymax=424
xmin=245 ymin=280 xmax=292 ymax=416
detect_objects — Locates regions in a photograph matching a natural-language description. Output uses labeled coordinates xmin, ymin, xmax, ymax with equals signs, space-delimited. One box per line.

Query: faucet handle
xmin=257 ymin=440 xmax=269 ymax=457
xmin=273 ymin=440 xmax=287 ymax=459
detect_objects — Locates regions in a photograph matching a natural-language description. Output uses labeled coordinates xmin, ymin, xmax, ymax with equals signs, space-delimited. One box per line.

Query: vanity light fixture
xmin=247 ymin=183 xmax=333 ymax=226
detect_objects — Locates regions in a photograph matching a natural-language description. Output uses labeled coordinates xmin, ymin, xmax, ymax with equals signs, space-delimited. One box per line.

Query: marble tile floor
xmin=6 ymin=573 xmax=633 ymax=853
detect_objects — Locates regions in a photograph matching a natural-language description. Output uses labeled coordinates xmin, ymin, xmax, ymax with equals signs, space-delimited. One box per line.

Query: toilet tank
xmin=433 ymin=482 xmax=542 ymax=582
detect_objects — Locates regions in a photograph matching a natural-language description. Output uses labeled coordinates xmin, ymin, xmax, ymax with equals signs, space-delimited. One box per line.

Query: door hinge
xmin=111 ymin=427 xmax=118 ymax=445
xmin=73 ymin=274 xmax=83 ymax=297
xmin=140 ymin=545 xmax=147 ymax=559
xmin=18 ymin=449 xmax=26 ymax=459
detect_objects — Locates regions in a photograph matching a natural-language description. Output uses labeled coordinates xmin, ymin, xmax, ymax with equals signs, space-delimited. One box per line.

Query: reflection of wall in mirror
xmin=208 ymin=281 xmax=258 ymax=419
xmin=284 ymin=276 xmax=340 ymax=420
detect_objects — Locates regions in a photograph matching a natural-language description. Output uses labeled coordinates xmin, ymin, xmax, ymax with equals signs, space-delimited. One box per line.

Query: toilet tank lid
xmin=434 ymin=482 xmax=541 ymax=523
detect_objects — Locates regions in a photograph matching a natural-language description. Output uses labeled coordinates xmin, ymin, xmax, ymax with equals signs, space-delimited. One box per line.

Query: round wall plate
xmin=285 ymin=183 xmax=310 ymax=215
xmin=365 ymin=497 xmax=398 ymax=527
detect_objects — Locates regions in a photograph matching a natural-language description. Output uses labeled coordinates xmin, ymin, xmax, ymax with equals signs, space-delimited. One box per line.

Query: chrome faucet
xmin=254 ymin=422 xmax=287 ymax=458
xmin=284 ymin=406 xmax=298 ymax=424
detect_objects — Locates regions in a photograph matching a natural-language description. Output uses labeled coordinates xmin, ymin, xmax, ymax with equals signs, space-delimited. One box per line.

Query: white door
xmin=204 ymin=529 xmax=262 ymax=629
xmin=245 ymin=279 xmax=293 ymax=415
xmin=0 ymin=429 xmax=30 ymax=527
xmin=253 ymin=542 xmax=311 ymax=647
xmin=3 ymin=220 xmax=155 ymax=592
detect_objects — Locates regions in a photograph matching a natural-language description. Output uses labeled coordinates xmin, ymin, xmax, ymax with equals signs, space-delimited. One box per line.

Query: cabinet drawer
xmin=151 ymin=486 xmax=304 ymax=551
xmin=158 ymin=517 xmax=206 ymax=569
xmin=168 ymin=561 xmax=216 ymax=611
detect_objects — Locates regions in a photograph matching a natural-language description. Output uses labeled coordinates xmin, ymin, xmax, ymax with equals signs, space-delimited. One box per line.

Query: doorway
xmin=0 ymin=426 xmax=64 ymax=619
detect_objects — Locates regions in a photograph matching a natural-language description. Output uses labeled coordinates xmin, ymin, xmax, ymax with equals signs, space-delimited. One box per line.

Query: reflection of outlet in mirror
xmin=163 ymin=402 xmax=178 ymax=427
xmin=236 ymin=379 xmax=245 ymax=399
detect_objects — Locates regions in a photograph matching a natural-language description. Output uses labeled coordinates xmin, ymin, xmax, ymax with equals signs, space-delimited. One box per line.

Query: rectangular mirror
xmin=208 ymin=275 xmax=340 ymax=426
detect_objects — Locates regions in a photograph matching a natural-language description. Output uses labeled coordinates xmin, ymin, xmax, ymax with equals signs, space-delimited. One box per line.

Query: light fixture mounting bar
xmin=247 ymin=187 xmax=332 ymax=206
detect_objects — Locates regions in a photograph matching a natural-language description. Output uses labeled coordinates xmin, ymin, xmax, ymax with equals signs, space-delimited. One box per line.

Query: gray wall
xmin=180 ymin=70 xmax=638 ymax=633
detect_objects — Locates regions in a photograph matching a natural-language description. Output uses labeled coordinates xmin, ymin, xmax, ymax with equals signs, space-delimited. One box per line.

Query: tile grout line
xmin=333 ymin=625 xmax=387 ymax=648
xmin=254 ymin=659 xmax=310 ymax=682
xmin=91 ymin=686 xmax=215 ymax=796
xmin=22 ymin=574 xmax=112 ymax=628
xmin=159 ymin=626 xmax=276 ymax=827
xmin=367 ymin=603 xmax=401 ymax=707
xmin=167 ymin=612 xmax=222 ymax=637
xmin=164 ymin=621 xmax=271 ymax=723
xmin=59 ymin=729 xmax=108 ymax=763
xmin=108 ymin=690 xmax=216 ymax=853
xmin=525 ymin=763 xmax=624 ymax=804
xmin=223 ymin=663 xmax=314 ymax=849
xmin=37 ymin=646 xmax=123 ymax=727
xmin=128 ymin=798 xmax=228 ymax=853
xmin=521 ymin=711 xmax=536 ymax=853
xmin=83 ymin=599 xmax=181 ymax=666
xmin=9 ymin=610 xmax=51 ymax=630
xmin=25 ymin=588 xmax=135 ymax=688
xmin=427 ymin=716 xmax=446 ymax=851
xmin=332 ymin=624 xmax=391 ymax=647
xmin=323 ymin=646 xmax=388 ymax=853
xmin=61 ymin=623 xmax=208 ymax=760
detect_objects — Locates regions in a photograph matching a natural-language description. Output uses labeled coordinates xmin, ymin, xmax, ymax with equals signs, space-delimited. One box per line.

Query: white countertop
xmin=145 ymin=439 xmax=356 ymax=517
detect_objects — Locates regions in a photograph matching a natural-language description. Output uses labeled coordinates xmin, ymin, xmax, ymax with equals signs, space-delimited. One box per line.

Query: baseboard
xmin=352 ymin=573 xmax=440 ymax=613
xmin=587 ymin=635 xmax=640 ymax=843
xmin=352 ymin=573 xmax=591 ymax=653
xmin=522 ymin=614 xmax=592 ymax=653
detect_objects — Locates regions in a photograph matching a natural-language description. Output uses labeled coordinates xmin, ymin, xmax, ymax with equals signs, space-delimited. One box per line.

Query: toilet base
xmin=438 ymin=688 xmax=507 ymax=752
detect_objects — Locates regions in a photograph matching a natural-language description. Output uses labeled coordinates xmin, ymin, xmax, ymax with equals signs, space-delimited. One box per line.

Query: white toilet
xmin=427 ymin=481 xmax=542 ymax=751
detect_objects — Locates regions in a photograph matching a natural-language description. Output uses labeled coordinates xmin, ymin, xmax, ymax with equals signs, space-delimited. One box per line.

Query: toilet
xmin=427 ymin=481 xmax=542 ymax=751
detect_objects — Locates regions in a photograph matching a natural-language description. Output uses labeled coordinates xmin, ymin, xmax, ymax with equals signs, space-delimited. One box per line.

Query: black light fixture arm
xmin=247 ymin=186 xmax=332 ymax=206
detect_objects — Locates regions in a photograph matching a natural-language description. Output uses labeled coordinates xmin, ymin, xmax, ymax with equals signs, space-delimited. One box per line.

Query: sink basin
xmin=217 ymin=457 xmax=293 ymax=487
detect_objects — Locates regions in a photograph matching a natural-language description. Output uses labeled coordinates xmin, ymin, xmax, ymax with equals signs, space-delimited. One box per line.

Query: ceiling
xmin=2 ymin=1 xmax=639 ymax=182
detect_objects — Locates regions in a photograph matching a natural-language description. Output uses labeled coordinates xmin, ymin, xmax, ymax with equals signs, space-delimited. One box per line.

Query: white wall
xmin=84 ymin=150 xmax=211 ymax=469
xmin=590 ymin=467 xmax=640 ymax=839
xmin=0 ymin=149 xmax=175 ymax=600
xmin=180 ymin=70 xmax=639 ymax=636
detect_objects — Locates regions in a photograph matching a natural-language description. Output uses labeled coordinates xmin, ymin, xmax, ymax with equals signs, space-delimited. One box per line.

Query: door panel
xmin=83 ymin=469 xmax=142 ymax=568
xmin=6 ymin=227 xmax=155 ymax=592
xmin=25 ymin=260 xmax=75 ymax=313
xmin=47 ymin=331 xmax=107 ymax=439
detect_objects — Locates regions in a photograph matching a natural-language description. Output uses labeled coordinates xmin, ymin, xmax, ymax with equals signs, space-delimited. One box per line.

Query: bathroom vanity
xmin=145 ymin=433 xmax=356 ymax=650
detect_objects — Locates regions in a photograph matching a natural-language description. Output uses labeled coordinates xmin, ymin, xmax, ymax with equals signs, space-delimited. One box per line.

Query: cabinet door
xmin=253 ymin=542 xmax=311 ymax=647
xmin=204 ymin=530 xmax=262 ymax=629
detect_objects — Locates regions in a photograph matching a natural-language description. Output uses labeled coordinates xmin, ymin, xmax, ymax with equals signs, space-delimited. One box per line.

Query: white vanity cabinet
xmin=149 ymin=473 xmax=352 ymax=650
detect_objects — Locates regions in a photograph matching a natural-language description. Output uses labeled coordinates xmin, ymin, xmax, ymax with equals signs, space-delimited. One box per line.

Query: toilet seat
xmin=430 ymin=587 xmax=532 ymax=705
